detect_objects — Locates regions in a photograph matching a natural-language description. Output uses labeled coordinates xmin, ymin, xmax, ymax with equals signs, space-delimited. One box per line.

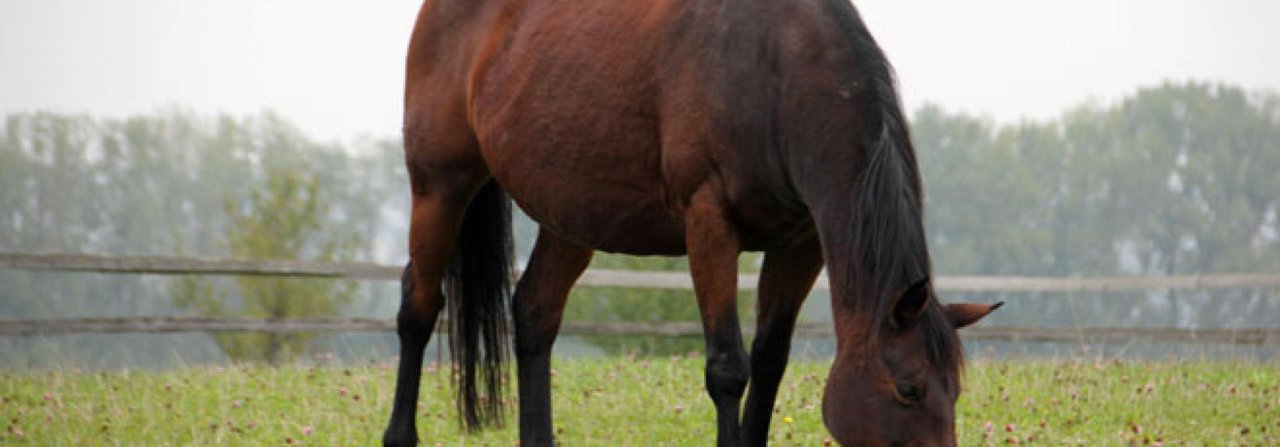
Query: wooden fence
xmin=7 ymin=252 xmax=1280 ymax=291
xmin=1 ymin=316 xmax=1277 ymax=345
xmin=2 ymin=252 xmax=1279 ymax=344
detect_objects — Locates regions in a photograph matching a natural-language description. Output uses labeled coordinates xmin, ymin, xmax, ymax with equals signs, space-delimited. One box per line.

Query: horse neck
xmin=813 ymin=130 xmax=931 ymax=345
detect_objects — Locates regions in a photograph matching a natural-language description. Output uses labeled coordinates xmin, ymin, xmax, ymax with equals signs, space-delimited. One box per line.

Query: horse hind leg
xmin=383 ymin=262 xmax=435 ymax=447
xmin=382 ymin=157 xmax=490 ymax=447
xmin=740 ymin=235 xmax=824 ymax=446
xmin=513 ymin=230 xmax=593 ymax=446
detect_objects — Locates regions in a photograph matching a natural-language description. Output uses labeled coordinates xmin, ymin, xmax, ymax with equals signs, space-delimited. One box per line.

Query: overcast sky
xmin=2 ymin=0 xmax=1278 ymax=142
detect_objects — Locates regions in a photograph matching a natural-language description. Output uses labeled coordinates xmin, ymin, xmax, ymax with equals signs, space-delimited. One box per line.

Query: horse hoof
xmin=382 ymin=430 xmax=418 ymax=447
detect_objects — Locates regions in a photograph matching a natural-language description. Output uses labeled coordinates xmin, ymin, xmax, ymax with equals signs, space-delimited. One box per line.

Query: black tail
xmin=446 ymin=180 xmax=514 ymax=430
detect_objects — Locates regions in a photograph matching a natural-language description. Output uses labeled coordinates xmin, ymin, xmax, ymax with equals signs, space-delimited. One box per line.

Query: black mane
xmin=823 ymin=0 xmax=964 ymax=380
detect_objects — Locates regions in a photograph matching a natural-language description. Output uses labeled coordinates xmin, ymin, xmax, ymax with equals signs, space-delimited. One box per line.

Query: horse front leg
xmin=685 ymin=186 xmax=749 ymax=447
xmin=740 ymin=235 xmax=824 ymax=446
xmin=513 ymin=230 xmax=594 ymax=447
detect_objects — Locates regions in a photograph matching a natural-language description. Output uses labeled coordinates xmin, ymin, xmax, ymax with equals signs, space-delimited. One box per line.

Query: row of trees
xmin=0 ymin=110 xmax=408 ymax=364
xmin=915 ymin=83 xmax=1280 ymax=332
xmin=919 ymin=83 xmax=1280 ymax=276
xmin=1 ymin=82 xmax=1277 ymax=365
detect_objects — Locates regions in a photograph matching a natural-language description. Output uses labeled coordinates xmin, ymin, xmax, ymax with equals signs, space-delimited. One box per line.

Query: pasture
xmin=2 ymin=357 xmax=1275 ymax=446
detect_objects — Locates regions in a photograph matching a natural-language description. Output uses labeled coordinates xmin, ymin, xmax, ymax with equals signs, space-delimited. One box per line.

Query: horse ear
xmin=891 ymin=278 xmax=931 ymax=328
xmin=945 ymin=301 xmax=1003 ymax=329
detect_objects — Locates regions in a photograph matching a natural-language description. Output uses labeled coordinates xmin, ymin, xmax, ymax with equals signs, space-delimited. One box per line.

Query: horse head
xmin=822 ymin=279 xmax=1001 ymax=446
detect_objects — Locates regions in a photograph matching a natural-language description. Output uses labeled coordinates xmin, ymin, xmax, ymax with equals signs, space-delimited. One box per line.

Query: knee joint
xmin=705 ymin=352 xmax=750 ymax=397
xmin=513 ymin=317 xmax=559 ymax=358
xmin=395 ymin=308 xmax=431 ymax=341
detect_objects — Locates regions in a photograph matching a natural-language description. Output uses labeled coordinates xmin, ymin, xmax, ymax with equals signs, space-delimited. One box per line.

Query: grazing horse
xmin=382 ymin=0 xmax=1001 ymax=445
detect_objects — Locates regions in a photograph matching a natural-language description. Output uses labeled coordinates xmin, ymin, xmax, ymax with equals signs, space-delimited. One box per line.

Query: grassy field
xmin=1 ymin=356 xmax=1276 ymax=446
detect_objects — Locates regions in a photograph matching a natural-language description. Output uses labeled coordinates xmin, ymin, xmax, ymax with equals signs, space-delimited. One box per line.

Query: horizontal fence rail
xmin=2 ymin=252 xmax=1278 ymax=345
xmin=5 ymin=252 xmax=1280 ymax=291
xmin=0 ymin=252 xmax=401 ymax=280
xmin=1 ymin=317 xmax=1277 ymax=345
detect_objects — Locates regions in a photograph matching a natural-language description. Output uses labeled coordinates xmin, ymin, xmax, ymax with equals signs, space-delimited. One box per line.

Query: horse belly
xmin=482 ymin=135 xmax=683 ymax=255
xmin=525 ymin=189 xmax=687 ymax=256
xmin=476 ymin=97 xmax=684 ymax=253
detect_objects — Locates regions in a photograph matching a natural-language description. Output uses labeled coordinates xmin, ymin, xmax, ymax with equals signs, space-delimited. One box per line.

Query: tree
xmin=174 ymin=169 xmax=359 ymax=364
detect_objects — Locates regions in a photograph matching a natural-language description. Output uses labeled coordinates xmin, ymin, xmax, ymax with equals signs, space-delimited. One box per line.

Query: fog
xmin=1 ymin=0 xmax=1278 ymax=368
xmin=3 ymin=0 xmax=1279 ymax=140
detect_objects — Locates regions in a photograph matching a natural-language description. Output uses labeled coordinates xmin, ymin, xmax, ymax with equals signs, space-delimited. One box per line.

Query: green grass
xmin=1 ymin=357 xmax=1276 ymax=446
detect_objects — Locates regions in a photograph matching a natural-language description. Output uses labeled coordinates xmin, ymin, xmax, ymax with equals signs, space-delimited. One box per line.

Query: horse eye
xmin=896 ymin=383 xmax=922 ymax=402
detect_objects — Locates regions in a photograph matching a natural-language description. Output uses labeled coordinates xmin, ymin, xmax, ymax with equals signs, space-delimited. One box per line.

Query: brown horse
xmin=382 ymin=0 xmax=1000 ymax=445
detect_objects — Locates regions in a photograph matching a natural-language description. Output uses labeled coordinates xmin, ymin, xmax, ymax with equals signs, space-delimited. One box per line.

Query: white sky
xmin=2 ymin=0 xmax=1278 ymax=142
